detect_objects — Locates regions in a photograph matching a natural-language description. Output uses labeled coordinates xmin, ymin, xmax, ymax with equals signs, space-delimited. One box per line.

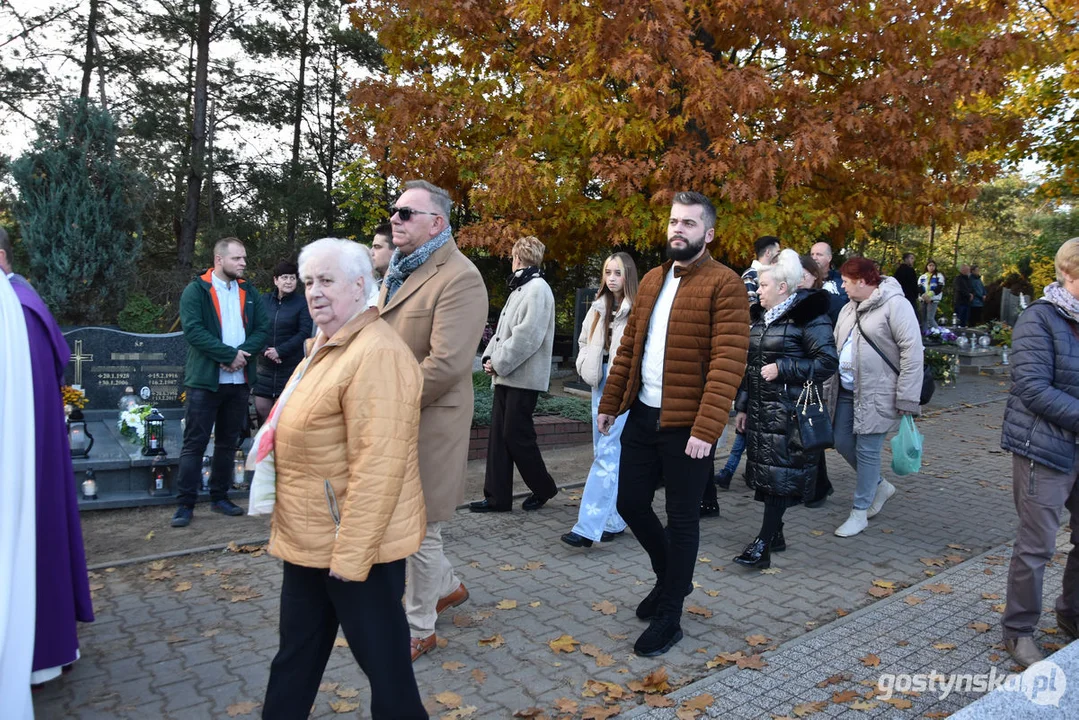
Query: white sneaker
xmin=835 ymin=509 xmax=868 ymax=537
xmin=866 ymin=479 xmax=896 ymax=518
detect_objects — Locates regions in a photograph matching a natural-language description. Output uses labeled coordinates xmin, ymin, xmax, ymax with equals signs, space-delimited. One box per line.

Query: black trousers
xmin=970 ymin=306 xmax=983 ymax=325
xmin=616 ymin=400 xmax=712 ymax=616
xmin=177 ymin=384 xmax=249 ymax=506
xmin=263 ymin=560 xmax=426 ymax=720
xmin=483 ymin=385 xmax=558 ymax=508
xmin=809 ymin=451 xmax=833 ymax=502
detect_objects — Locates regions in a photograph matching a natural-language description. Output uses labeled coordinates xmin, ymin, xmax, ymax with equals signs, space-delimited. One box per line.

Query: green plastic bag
xmin=891 ymin=415 xmax=923 ymax=476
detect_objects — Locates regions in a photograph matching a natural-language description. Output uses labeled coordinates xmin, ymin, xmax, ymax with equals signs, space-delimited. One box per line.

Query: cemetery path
xmin=33 ymin=374 xmax=1043 ymax=718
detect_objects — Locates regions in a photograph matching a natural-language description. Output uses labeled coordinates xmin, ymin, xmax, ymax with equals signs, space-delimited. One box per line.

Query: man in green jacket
xmin=172 ymin=237 xmax=269 ymax=527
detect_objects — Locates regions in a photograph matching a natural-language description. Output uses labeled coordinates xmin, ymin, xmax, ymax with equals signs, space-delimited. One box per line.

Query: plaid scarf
xmin=383 ymin=227 xmax=453 ymax=303
xmin=1043 ymin=282 xmax=1079 ymax=323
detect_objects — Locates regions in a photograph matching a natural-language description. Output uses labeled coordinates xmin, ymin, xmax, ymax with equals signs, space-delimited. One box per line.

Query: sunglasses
xmin=391 ymin=206 xmax=440 ymax=222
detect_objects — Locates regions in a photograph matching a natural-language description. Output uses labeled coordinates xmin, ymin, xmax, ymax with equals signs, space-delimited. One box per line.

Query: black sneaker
xmin=633 ymin=614 xmax=683 ymax=657
xmin=171 ymin=506 xmax=193 ymax=527
xmin=211 ymin=499 xmax=244 ymax=516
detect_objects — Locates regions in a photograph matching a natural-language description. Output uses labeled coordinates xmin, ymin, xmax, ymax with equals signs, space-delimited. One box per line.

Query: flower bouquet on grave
xmin=62 ymin=386 xmax=87 ymax=417
xmin=118 ymin=404 xmax=153 ymax=443
xmin=925 ymin=349 xmax=956 ymax=387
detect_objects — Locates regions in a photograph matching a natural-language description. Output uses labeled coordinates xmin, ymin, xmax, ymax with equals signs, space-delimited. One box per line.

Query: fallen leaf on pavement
xmin=969 ymin=622 xmax=991 ymax=633
xmin=848 ymin=700 xmax=878 ymax=710
xmin=512 ymin=708 xmax=545 ymax=717
xmin=471 ymin=669 xmax=486 ymax=684
xmin=435 ymin=692 xmax=462 ymax=708
xmin=523 ymin=561 xmax=545 ymax=571
xmin=868 ymin=587 xmax=893 ymax=598
xmin=145 ymin=531 xmax=155 ymax=541
xmin=704 ymin=589 xmax=720 ymax=597
xmin=982 ymin=593 xmax=1000 ymax=600
xmin=737 ymin=654 xmax=767 ymax=670
xmin=335 ymin=688 xmax=359 ymax=699
xmin=145 ymin=570 xmax=175 ymax=581
xmin=333 ymin=637 xmax=348 ymax=648
xmin=580 ymin=706 xmax=619 ymax=720
xmin=881 ymin=697 xmax=913 ymax=709
xmin=441 ymin=707 xmax=477 ymax=720
xmin=552 ymin=698 xmax=578 ymax=713
xmin=817 ymin=673 xmax=852 ymax=687
xmin=329 ymin=701 xmax=359 ymax=713
xmin=529 ymin=601 xmax=541 ymax=607
xmin=627 ymin=667 xmax=670 ymax=693
xmin=318 ymin=682 xmax=338 ymax=692
xmin=832 ymin=690 xmax=859 ymax=703
xmin=675 ymin=693 xmax=714 ymax=718
xmin=792 ymin=700 xmax=828 ymax=716
xmin=686 ymin=605 xmax=712 ymax=618
xmin=835 ymin=608 xmax=850 ymax=617
xmin=226 ymin=701 xmax=260 ymax=716
xmin=202 ymin=629 xmax=220 ymax=638
xmin=580 ymin=644 xmax=615 ymax=667
xmin=759 ymin=567 xmax=781 ymax=574
xmin=645 ymin=694 xmax=674 ymax=708
xmin=173 ymin=581 xmax=192 ymax=592
xmin=926 ymin=583 xmax=953 ymax=594
xmin=478 ymin=634 xmax=504 ymax=649
xmin=549 ymin=634 xmax=580 ymax=653
xmin=920 ymin=557 xmax=946 ymax=567
xmin=872 ymin=579 xmax=896 ymax=589
xmin=592 ymin=600 xmax=617 ymax=615
xmin=992 ymin=603 xmax=1006 ymax=612
xmin=860 ymin=654 xmax=880 ymax=667
xmin=746 ymin=634 xmax=770 ymax=646
xmin=499 ymin=564 xmax=516 ymax=571
xmin=496 ymin=599 xmax=518 ymax=610
xmin=442 ymin=661 xmax=465 ymax=671
xmin=810 ymin=530 xmax=824 ymax=536
xmin=933 ymin=642 xmax=957 ymax=651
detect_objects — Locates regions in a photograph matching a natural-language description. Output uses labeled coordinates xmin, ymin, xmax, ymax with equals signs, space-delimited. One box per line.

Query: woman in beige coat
xmin=562 ymin=252 xmax=638 ymax=547
xmin=825 ymin=257 xmax=923 ymax=539
xmin=263 ymin=238 xmax=427 ymax=720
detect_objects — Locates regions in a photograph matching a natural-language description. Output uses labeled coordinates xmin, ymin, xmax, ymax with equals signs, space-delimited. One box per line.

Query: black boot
xmin=771 ymin=523 xmax=786 ymax=552
xmin=636 ymin=582 xmax=695 ymax=621
xmin=733 ymin=537 xmax=771 ymax=569
xmin=633 ymin=613 xmax=683 ymax=657
xmin=700 ymin=476 xmax=720 ymax=518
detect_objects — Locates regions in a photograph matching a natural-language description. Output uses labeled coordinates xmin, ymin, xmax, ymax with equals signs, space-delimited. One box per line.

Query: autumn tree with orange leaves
xmin=346 ymin=0 xmax=1030 ymax=264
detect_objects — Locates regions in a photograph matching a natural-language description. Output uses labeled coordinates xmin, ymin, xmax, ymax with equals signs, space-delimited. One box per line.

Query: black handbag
xmin=793 ymin=379 xmax=834 ymax=451
xmin=855 ymin=315 xmax=935 ymax=405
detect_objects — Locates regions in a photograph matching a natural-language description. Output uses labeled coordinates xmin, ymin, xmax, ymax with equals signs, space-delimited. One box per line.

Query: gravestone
xmin=62 ymin=327 xmax=186 ymax=409
xmin=1000 ymin=290 xmax=1025 ymax=328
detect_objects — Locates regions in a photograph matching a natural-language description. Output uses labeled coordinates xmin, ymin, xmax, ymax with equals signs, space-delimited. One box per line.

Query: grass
xmin=472 ymin=371 xmax=590 ymax=426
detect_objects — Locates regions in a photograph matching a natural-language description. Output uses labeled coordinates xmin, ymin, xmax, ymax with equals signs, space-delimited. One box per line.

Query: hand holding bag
xmin=793 ymin=379 xmax=834 ymax=451
xmin=890 ymin=414 xmax=923 ymax=475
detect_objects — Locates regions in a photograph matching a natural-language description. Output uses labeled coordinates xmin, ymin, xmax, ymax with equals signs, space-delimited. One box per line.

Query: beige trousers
xmin=405 ymin=522 xmax=461 ymax=638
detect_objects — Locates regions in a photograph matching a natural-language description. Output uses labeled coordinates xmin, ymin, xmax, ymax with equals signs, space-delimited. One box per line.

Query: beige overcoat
xmin=378 ymin=239 xmax=489 ymax=522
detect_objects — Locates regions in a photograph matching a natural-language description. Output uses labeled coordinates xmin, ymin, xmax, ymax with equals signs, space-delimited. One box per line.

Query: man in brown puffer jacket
xmin=598 ymin=191 xmax=750 ymax=657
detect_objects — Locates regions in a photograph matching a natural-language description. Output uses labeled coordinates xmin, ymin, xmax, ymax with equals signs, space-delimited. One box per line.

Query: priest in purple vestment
xmin=12 ymin=282 xmax=95 ymax=683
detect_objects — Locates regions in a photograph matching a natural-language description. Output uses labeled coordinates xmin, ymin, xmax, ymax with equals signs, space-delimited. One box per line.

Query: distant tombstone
xmin=63 ymin=327 xmax=186 ymax=410
xmin=1000 ymin=290 xmax=1022 ymax=327
xmin=572 ymin=287 xmax=598 ymax=360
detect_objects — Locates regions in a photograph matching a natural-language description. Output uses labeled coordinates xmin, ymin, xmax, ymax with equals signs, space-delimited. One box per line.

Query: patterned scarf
xmin=1042 ymin=282 xmax=1079 ymax=323
xmin=763 ymin=293 xmax=797 ymax=326
xmin=508 ymin=265 xmax=543 ymax=290
xmin=382 ymin=227 xmax=453 ymax=303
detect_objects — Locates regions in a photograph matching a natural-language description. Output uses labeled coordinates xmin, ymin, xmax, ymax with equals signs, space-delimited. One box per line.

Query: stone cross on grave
xmin=70 ymin=339 xmax=94 ymax=386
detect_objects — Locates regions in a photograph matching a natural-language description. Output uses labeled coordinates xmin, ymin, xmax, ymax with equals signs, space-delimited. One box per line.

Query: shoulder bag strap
xmin=854 ymin=312 xmax=900 ymax=377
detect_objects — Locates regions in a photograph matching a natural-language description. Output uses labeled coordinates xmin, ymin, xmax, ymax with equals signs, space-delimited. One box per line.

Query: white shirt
xmin=839 ymin=330 xmax=855 ymax=390
xmin=639 ymin=266 xmax=681 ymax=408
xmin=212 ymin=272 xmax=247 ymax=384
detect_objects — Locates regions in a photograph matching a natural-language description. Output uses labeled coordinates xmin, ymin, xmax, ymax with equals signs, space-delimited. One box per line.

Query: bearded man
xmin=597 ymin=191 xmax=749 ymax=657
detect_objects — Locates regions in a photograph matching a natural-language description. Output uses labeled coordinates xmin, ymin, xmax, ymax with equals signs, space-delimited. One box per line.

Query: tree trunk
xmin=206 ymin=99 xmax=215 ymax=228
xmin=927 ymin=217 xmax=936 ymax=260
xmin=79 ymin=0 xmax=99 ymax=100
xmin=286 ymin=0 xmax=312 ymax=252
xmin=177 ymin=0 xmax=211 ymax=269
xmin=323 ymin=9 xmax=339 ymax=236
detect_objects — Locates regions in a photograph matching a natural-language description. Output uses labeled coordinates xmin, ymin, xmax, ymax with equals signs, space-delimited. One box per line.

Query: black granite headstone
xmin=63 ymin=327 xmax=187 ymax=410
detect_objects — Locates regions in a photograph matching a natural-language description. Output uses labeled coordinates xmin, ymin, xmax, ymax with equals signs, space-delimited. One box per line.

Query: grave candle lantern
xmin=67 ymin=408 xmax=95 ymax=458
xmin=142 ymin=407 xmax=167 ymax=456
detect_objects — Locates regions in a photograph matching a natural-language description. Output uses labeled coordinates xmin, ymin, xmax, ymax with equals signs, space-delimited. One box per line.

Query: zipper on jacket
xmin=1024 ymin=417 xmax=1041 ymax=450
xmin=324 ymin=479 xmax=341 ymax=539
xmin=656 ymin=274 xmax=684 ymax=430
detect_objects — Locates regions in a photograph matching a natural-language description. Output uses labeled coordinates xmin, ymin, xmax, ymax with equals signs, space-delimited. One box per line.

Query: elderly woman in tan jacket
xmin=263 ymin=238 xmax=427 ymax=720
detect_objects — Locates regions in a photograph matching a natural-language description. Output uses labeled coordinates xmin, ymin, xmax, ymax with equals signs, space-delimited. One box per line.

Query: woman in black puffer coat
xmin=253 ymin=260 xmax=313 ymax=424
xmin=732 ymin=249 xmax=838 ymax=569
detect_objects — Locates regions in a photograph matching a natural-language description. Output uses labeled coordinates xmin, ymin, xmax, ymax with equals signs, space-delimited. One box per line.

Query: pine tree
xmin=11 ymin=99 xmax=146 ymax=324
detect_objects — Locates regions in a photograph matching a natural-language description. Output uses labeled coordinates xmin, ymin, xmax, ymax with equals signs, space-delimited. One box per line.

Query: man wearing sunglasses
xmin=378 ymin=180 xmax=489 ymax=662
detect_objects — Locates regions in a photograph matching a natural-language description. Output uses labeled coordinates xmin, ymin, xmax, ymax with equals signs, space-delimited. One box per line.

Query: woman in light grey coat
xmin=471 ymin=236 xmax=559 ymax=513
xmin=825 ymin=257 xmax=923 ymax=538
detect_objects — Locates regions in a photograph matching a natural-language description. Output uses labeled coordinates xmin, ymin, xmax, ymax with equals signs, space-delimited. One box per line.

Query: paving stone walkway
xmin=35 ymin=383 xmax=1072 ymax=719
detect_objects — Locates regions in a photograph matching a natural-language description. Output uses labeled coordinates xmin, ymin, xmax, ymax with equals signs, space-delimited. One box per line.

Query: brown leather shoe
xmin=436 ymin=582 xmax=469 ymax=616
xmin=410 ymin=634 xmax=437 ymax=662
xmin=1004 ymin=636 xmax=1045 ymax=668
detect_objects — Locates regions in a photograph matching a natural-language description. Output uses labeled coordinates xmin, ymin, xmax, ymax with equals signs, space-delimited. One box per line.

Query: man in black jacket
xmin=893 ymin=253 xmax=920 ymax=318
xmin=954 ymin=264 xmax=974 ymax=327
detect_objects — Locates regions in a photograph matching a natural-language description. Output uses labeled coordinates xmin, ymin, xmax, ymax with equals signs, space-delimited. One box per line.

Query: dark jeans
xmin=1003 ymin=454 xmax=1079 ymax=639
xmin=616 ymin=400 xmax=712 ymax=616
xmin=955 ymin=303 xmax=971 ymax=327
xmin=263 ymin=561 xmax=426 ymax=720
xmin=483 ymin=384 xmax=558 ymax=508
xmin=177 ymin=384 xmax=249 ymax=506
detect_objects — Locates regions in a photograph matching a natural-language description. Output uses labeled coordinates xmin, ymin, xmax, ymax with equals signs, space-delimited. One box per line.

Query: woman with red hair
xmin=824 ymin=257 xmax=924 ymax=538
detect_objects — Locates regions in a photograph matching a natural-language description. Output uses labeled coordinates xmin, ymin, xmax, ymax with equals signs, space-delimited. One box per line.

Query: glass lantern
xmin=118 ymin=386 xmax=140 ymax=411
xmin=67 ymin=408 xmax=95 ymax=458
xmin=233 ymin=449 xmax=247 ymax=490
xmin=142 ymin=407 xmax=167 ymax=456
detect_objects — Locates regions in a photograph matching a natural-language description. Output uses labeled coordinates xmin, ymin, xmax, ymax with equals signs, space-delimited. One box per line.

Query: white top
xmin=212 ymin=272 xmax=247 ymax=384
xmin=839 ymin=330 xmax=855 ymax=390
xmin=639 ymin=265 xmax=681 ymax=408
